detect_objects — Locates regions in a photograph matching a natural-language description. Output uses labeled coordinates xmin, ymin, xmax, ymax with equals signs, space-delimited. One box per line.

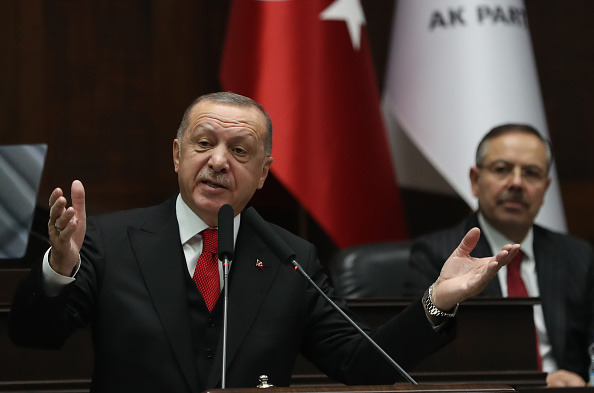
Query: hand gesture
xmin=431 ymin=227 xmax=520 ymax=311
xmin=48 ymin=180 xmax=87 ymax=276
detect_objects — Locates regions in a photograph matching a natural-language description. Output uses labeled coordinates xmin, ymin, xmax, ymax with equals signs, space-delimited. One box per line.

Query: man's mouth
xmin=202 ymin=180 xmax=226 ymax=189
xmin=499 ymin=198 xmax=527 ymax=209
xmin=197 ymin=168 xmax=231 ymax=189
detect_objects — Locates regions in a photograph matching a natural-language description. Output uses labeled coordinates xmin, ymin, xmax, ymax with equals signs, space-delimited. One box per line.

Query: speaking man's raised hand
xmin=430 ymin=227 xmax=520 ymax=312
xmin=48 ymin=180 xmax=87 ymax=276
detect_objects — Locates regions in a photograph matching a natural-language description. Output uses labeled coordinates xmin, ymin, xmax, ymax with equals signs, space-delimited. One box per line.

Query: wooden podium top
xmin=204 ymin=383 xmax=517 ymax=393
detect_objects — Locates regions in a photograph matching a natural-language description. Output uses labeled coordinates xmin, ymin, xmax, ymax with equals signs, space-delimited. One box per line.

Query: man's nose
xmin=508 ymin=166 xmax=524 ymax=187
xmin=208 ymin=146 xmax=230 ymax=172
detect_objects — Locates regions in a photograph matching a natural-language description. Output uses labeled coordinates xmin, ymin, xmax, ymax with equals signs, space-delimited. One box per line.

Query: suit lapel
xmin=128 ymin=199 xmax=200 ymax=393
xmin=207 ymin=215 xmax=282 ymax=388
xmin=533 ymin=228 xmax=566 ymax=358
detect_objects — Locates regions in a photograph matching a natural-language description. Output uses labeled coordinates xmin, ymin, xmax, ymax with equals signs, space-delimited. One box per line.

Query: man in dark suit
xmin=404 ymin=124 xmax=594 ymax=387
xmin=9 ymin=92 xmax=519 ymax=392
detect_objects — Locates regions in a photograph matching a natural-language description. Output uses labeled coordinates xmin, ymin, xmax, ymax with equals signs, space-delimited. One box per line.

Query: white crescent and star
xmin=320 ymin=0 xmax=366 ymax=51
xmin=257 ymin=0 xmax=366 ymax=51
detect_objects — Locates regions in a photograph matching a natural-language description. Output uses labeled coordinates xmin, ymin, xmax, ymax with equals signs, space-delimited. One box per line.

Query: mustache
xmin=497 ymin=190 xmax=527 ymax=205
xmin=197 ymin=168 xmax=231 ymax=188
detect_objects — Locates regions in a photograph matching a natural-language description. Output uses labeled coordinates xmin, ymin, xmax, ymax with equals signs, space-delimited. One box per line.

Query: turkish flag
xmin=220 ymin=0 xmax=407 ymax=248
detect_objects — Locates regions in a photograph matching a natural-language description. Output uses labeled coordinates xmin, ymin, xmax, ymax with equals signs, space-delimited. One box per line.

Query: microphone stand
xmin=218 ymin=203 xmax=235 ymax=389
xmin=290 ymin=260 xmax=418 ymax=385
xmin=222 ymin=256 xmax=230 ymax=389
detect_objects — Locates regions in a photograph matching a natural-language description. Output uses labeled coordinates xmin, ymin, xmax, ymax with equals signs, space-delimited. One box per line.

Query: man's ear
xmin=173 ymin=139 xmax=181 ymax=173
xmin=544 ymin=176 xmax=552 ymax=192
xmin=470 ymin=166 xmax=480 ymax=197
xmin=257 ymin=156 xmax=273 ymax=189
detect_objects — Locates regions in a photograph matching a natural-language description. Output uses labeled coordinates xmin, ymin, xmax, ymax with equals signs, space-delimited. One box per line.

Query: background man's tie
xmin=507 ymin=250 xmax=528 ymax=297
xmin=506 ymin=249 xmax=542 ymax=370
xmin=193 ymin=229 xmax=220 ymax=312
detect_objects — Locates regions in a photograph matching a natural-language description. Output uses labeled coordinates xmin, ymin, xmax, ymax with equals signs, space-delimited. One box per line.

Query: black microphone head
xmin=243 ymin=207 xmax=296 ymax=262
xmin=218 ymin=204 xmax=234 ymax=261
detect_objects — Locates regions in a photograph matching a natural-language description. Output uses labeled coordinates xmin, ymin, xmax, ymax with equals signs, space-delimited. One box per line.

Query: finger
xmin=70 ymin=180 xmax=86 ymax=222
xmin=52 ymin=206 xmax=76 ymax=235
xmin=49 ymin=188 xmax=66 ymax=223
xmin=495 ymin=243 xmax=520 ymax=266
xmin=507 ymin=244 xmax=521 ymax=262
xmin=456 ymin=227 xmax=481 ymax=255
xmin=500 ymin=244 xmax=512 ymax=252
xmin=49 ymin=194 xmax=68 ymax=226
xmin=55 ymin=208 xmax=79 ymax=236
xmin=48 ymin=187 xmax=64 ymax=209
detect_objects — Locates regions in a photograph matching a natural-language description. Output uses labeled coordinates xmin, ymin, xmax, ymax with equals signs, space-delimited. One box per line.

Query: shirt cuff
xmin=41 ymin=248 xmax=81 ymax=297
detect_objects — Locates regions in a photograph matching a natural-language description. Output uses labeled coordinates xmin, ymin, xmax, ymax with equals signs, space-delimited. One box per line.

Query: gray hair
xmin=475 ymin=123 xmax=553 ymax=172
xmin=176 ymin=92 xmax=273 ymax=157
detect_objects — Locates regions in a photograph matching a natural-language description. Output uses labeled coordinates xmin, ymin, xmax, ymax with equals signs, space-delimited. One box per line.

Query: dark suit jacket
xmin=9 ymin=196 xmax=454 ymax=392
xmin=404 ymin=214 xmax=594 ymax=380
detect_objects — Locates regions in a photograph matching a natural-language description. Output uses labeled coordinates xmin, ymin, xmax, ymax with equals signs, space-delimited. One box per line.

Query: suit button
xmin=208 ymin=318 xmax=215 ymax=327
xmin=205 ymin=348 xmax=214 ymax=358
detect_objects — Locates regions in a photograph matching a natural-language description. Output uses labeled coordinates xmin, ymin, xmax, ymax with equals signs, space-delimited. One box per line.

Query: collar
xmin=175 ymin=194 xmax=241 ymax=245
xmin=477 ymin=212 xmax=535 ymax=261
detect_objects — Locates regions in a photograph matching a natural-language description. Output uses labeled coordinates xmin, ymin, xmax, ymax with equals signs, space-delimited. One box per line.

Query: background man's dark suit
xmin=404 ymin=214 xmax=594 ymax=381
xmin=9 ymin=196 xmax=454 ymax=393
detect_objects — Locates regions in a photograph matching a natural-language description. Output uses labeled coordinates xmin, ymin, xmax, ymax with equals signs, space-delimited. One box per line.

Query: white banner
xmin=383 ymin=0 xmax=566 ymax=232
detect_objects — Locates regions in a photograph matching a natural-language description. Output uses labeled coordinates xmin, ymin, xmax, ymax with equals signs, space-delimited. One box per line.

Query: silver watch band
xmin=423 ymin=284 xmax=459 ymax=318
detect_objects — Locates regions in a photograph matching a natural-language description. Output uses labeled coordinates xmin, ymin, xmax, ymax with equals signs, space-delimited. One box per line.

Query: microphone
xmin=218 ymin=204 xmax=234 ymax=389
xmin=218 ymin=204 xmax=234 ymax=261
xmin=242 ymin=206 xmax=418 ymax=385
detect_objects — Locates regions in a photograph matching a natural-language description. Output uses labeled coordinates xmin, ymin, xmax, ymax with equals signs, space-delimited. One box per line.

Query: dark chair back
xmin=327 ymin=241 xmax=413 ymax=298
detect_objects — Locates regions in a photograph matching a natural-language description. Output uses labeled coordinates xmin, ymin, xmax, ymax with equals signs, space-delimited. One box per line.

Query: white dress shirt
xmin=176 ymin=194 xmax=240 ymax=289
xmin=478 ymin=213 xmax=558 ymax=373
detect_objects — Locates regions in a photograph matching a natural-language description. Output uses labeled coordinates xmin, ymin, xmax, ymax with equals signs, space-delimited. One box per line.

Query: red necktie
xmin=507 ymin=250 xmax=528 ymax=297
xmin=506 ymin=250 xmax=542 ymax=370
xmin=193 ymin=229 xmax=220 ymax=312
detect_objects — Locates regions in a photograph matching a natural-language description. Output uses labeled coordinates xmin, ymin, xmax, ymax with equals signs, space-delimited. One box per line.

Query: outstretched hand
xmin=48 ymin=180 xmax=87 ymax=276
xmin=431 ymin=227 xmax=520 ymax=311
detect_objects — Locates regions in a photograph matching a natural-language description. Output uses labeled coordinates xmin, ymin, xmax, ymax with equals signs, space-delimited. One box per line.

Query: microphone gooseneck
xmin=218 ymin=204 xmax=234 ymax=389
xmin=218 ymin=204 xmax=235 ymax=261
xmin=242 ymin=207 xmax=418 ymax=385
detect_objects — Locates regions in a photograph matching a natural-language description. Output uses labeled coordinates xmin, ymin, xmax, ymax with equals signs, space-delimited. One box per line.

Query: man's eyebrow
xmin=487 ymin=159 xmax=545 ymax=169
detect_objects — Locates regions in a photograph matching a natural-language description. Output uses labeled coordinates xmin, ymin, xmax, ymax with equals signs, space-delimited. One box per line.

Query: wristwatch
xmin=423 ymin=284 xmax=459 ymax=318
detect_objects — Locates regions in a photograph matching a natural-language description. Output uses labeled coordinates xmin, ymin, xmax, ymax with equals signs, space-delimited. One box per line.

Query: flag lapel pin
xmin=256 ymin=259 xmax=264 ymax=270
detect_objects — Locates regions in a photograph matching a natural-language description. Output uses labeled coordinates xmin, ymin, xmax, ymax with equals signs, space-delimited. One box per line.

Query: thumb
xmin=454 ymin=227 xmax=481 ymax=257
xmin=71 ymin=180 xmax=87 ymax=247
xmin=71 ymin=180 xmax=86 ymax=221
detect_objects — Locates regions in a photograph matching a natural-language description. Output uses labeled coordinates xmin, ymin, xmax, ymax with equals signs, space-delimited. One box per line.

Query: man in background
xmin=404 ymin=124 xmax=594 ymax=387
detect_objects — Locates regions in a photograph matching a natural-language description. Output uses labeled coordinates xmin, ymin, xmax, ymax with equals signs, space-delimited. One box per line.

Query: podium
xmin=292 ymin=298 xmax=545 ymax=387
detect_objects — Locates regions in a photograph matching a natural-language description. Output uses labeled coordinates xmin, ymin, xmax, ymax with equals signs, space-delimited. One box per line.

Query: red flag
xmin=220 ymin=0 xmax=407 ymax=248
